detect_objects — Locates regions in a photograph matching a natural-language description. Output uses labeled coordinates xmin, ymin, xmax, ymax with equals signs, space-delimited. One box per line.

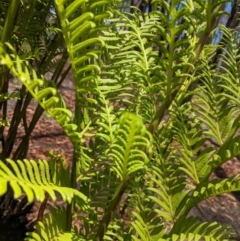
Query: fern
xmin=0 ymin=158 xmax=88 ymax=206
xmin=95 ymin=112 xmax=152 ymax=240
xmin=25 ymin=207 xmax=86 ymax=241
xmin=0 ymin=43 xmax=82 ymax=143
xmin=0 ymin=0 xmax=240 ymax=240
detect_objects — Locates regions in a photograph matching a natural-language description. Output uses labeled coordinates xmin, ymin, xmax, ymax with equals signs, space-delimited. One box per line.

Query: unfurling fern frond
xmin=0 ymin=158 xmax=88 ymax=206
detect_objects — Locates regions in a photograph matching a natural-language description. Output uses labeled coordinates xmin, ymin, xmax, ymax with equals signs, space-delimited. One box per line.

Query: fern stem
xmin=65 ymin=95 xmax=82 ymax=231
xmin=66 ymin=148 xmax=78 ymax=231
xmin=37 ymin=193 xmax=49 ymax=222
xmin=166 ymin=3 xmax=176 ymax=101
xmin=12 ymin=103 xmax=44 ymax=160
xmin=95 ymin=181 xmax=128 ymax=241
xmin=2 ymin=92 xmax=32 ymax=159
xmin=0 ymin=0 xmax=20 ymax=90
xmin=0 ymin=0 xmax=20 ymax=43
xmin=149 ymin=14 xmax=220 ymax=134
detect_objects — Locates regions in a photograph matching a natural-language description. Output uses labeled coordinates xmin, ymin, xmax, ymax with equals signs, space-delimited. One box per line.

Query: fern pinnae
xmin=26 ymin=206 xmax=86 ymax=241
xmin=169 ymin=215 xmax=235 ymax=240
xmin=0 ymin=44 xmax=82 ymax=145
xmin=176 ymin=175 xmax=240 ymax=219
xmin=0 ymin=158 xmax=89 ymax=206
xmin=129 ymin=182 xmax=166 ymax=240
xmin=1 ymin=0 xmax=240 ymax=239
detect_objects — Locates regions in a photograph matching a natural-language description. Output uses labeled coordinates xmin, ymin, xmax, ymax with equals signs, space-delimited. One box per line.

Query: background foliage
xmin=0 ymin=0 xmax=240 ymax=240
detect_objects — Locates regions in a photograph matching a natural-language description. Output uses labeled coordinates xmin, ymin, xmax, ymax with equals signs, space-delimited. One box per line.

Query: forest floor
xmin=2 ymin=69 xmax=240 ymax=240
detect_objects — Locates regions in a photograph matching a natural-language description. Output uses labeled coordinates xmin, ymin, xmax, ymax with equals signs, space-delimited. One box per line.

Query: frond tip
xmin=0 ymin=159 xmax=89 ymax=206
xmin=108 ymin=112 xmax=152 ymax=181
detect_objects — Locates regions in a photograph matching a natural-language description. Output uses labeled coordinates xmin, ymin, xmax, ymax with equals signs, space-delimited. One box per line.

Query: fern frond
xmin=90 ymin=112 xmax=152 ymax=240
xmin=0 ymin=158 xmax=88 ymax=206
xmin=217 ymin=25 xmax=240 ymax=106
xmin=55 ymin=0 xmax=114 ymax=112
xmin=176 ymin=175 xmax=240 ymax=218
xmin=170 ymin=102 xmax=211 ymax=184
xmin=129 ymin=187 xmax=165 ymax=240
xmin=169 ymin=216 xmax=234 ymax=240
xmin=101 ymin=12 xmax=162 ymax=124
xmin=147 ymin=156 xmax=189 ymax=225
xmin=25 ymin=207 xmax=86 ymax=241
xmin=53 ymin=0 xmax=121 ymax=179
xmin=95 ymin=92 xmax=118 ymax=146
xmin=160 ymin=232 xmax=231 ymax=241
xmin=193 ymin=54 xmax=239 ymax=146
xmin=0 ymin=42 xmax=82 ymax=143
xmin=192 ymin=25 xmax=240 ymax=146
xmin=0 ymin=91 xmax=20 ymax=101
xmin=108 ymin=112 xmax=152 ymax=181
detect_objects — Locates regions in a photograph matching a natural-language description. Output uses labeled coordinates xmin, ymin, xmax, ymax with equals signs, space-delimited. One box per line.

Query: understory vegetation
xmin=0 ymin=0 xmax=240 ymax=240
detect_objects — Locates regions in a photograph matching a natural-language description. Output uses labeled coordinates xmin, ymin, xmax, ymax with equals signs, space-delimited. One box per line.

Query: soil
xmin=1 ymin=69 xmax=240 ymax=240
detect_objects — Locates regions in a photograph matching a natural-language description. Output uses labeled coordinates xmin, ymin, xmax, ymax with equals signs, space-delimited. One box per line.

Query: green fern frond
xmin=170 ymin=103 xmax=209 ymax=183
xmin=129 ymin=187 xmax=165 ymax=241
xmin=0 ymin=158 xmax=88 ymax=206
xmin=48 ymin=151 xmax=71 ymax=187
xmin=176 ymin=175 xmax=240 ymax=218
xmin=217 ymin=25 xmax=240 ymax=106
xmin=55 ymin=0 xmax=113 ymax=112
xmin=25 ymin=207 xmax=86 ymax=241
xmin=0 ymin=118 xmax=10 ymax=127
xmin=108 ymin=112 xmax=152 ymax=181
xmin=0 ymin=91 xmax=20 ymax=101
xmin=193 ymin=64 xmax=226 ymax=144
xmin=0 ymin=42 xmax=82 ymax=144
xmin=89 ymin=112 xmax=152 ymax=240
xmin=147 ymin=158 xmax=189 ymax=224
xmin=192 ymin=25 xmax=240 ymax=146
xmin=9 ymin=0 xmax=60 ymax=63
xmin=160 ymin=232 xmax=231 ymax=241
xmin=102 ymin=12 xmax=162 ymax=123
xmin=95 ymin=92 xmax=118 ymax=146
xmin=54 ymin=0 xmax=119 ymax=178
xmin=169 ymin=216 xmax=234 ymax=240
